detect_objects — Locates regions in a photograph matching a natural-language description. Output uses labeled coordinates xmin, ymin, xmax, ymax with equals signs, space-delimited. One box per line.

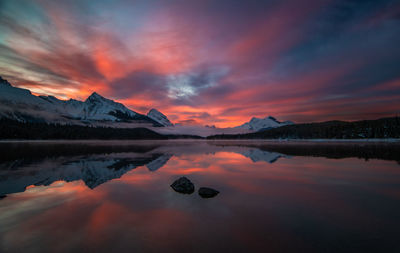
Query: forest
xmin=208 ymin=117 xmax=400 ymax=139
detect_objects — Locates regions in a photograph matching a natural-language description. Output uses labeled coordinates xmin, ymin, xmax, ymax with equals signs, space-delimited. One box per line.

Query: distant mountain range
xmin=235 ymin=116 xmax=293 ymax=131
xmin=1 ymin=76 xmax=399 ymax=139
xmin=0 ymin=76 xmax=292 ymax=132
xmin=208 ymin=117 xmax=400 ymax=139
xmin=0 ymin=76 xmax=172 ymax=127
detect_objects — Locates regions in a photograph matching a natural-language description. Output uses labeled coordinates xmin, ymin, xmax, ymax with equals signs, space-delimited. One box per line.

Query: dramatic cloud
xmin=166 ymin=65 xmax=229 ymax=100
xmin=0 ymin=0 xmax=399 ymax=126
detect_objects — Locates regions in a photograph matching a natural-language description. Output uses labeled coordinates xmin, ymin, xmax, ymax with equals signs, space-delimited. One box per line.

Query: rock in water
xmin=198 ymin=187 xmax=219 ymax=198
xmin=171 ymin=177 xmax=195 ymax=194
xmin=0 ymin=195 xmax=6 ymax=199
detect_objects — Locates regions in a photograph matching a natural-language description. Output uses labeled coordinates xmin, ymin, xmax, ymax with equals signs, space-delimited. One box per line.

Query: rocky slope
xmin=147 ymin=108 xmax=174 ymax=127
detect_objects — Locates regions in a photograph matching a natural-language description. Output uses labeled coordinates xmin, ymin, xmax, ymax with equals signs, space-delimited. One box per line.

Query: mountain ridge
xmin=235 ymin=116 xmax=294 ymax=131
xmin=208 ymin=117 xmax=400 ymax=139
xmin=0 ymin=76 xmax=171 ymax=127
xmin=147 ymin=108 xmax=174 ymax=127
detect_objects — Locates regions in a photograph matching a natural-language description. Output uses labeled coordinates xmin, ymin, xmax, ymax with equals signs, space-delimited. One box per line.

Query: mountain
xmin=0 ymin=76 xmax=11 ymax=86
xmin=235 ymin=116 xmax=293 ymax=131
xmin=208 ymin=117 xmax=400 ymax=139
xmin=0 ymin=76 xmax=165 ymax=126
xmin=147 ymin=108 xmax=174 ymax=126
xmin=83 ymin=92 xmax=137 ymax=121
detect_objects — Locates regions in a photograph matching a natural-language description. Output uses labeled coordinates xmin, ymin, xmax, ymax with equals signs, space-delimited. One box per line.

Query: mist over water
xmin=0 ymin=141 xmax=399 ymax=252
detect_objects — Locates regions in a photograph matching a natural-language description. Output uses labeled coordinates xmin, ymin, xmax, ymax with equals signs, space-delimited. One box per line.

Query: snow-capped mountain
xmin=0 ymin=76 xmax=169 ymax=126
xmin=82 ymin=92 xmax=137 ymax=121
xmin=147 ymin=108 xmax=173 ymax=127
xmin=235 ymin=116 xmax=293 ymax=131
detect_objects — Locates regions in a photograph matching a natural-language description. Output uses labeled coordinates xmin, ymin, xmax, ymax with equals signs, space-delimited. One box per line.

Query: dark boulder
xmin=198 ymin=187 xmax=219 ymax=198
xmin=0 ymin=195 xmax=6 ymax=199
xmin=171 ymin=177 xmax=195 ymax=194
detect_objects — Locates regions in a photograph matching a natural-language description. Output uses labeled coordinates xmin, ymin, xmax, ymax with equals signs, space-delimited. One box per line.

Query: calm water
xmin=0 ymin=141 xmax=399 ymax=253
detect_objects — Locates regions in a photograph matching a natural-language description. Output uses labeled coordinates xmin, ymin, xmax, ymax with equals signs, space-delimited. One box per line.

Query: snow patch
xmin=235 ymin=116 xmax=294 ymax=131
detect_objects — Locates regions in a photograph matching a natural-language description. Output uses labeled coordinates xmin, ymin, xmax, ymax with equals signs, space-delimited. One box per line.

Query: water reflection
xmin=0 ymin=153 xmax=170 ymax=195
xmin=0 ymin=141 xmax=399 ymax=252
xmin=0 ymin=142 xmax=291 ymax=196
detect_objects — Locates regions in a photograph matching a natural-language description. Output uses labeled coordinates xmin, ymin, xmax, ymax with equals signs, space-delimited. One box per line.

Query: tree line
xmin=208 ymin=117 xmax=400 ymax=139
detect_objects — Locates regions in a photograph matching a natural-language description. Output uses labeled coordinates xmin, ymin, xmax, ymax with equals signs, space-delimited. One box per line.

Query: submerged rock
xmin=171 ymin=177 xmax=195 ymax=194
xmin=0 ymin=195 xmax=6 ymax=199
xmin=198 ymin=187 xmax=219 ymax=198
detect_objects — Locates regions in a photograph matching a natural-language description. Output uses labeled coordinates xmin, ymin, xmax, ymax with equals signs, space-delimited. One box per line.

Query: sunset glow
xmin=0 ymin=0 xmax=399 ymax=127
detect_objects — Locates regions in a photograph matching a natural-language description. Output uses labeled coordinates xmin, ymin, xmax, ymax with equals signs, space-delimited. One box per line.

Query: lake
xmin=0 ymin=140 xmax=399 ymax=253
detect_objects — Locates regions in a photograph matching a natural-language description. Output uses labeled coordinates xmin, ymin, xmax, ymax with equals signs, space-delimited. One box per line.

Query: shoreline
xmin=0 ymin=138 xmax=399 ymax=144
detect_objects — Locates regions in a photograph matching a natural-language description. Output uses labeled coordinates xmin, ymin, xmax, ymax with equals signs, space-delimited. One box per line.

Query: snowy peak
xmin=250 ymin=116 xmax=278 ymax=124
xmin=0 ymin=79 xmax=163 ymax=126
xmin=236 ymin=115 xmax=293 ymax=131
xmin=82 ymin=92 xmax=138 ymax=121
xmin=147 ymin=108 xmax=173 ymax=127
xmin=0 ymin=78 xmax=38 ymax=106
xmin=85 ymin=92 xmax=107 ymax=102
xmin=85 ymin=92 xmax=126 ymax=109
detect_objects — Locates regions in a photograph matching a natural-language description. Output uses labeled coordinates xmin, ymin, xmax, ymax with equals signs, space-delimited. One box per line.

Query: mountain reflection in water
xmin=0 ymin=141 xmax=399 ymax=253
xmin=1 ymin=141 xmax=399 ymax=196
xmin=0 ymin=142 xmax=291 ymax=195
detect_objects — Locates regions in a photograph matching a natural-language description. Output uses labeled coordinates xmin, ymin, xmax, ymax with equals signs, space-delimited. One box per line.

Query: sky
xmin=0 ymin=0 xmax=399 ymax=127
